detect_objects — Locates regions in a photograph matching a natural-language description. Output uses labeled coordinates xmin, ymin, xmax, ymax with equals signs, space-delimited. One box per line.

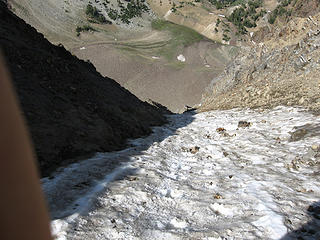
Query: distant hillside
xmin=200 ymin=0 xmax=320 ymax=113
xmin=0 ymin=1 xmax=168 ymax=177
xmin=149 ymin=0 xmax=320 ymax=45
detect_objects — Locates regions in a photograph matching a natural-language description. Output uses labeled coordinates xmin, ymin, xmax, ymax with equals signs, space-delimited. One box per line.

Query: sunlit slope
xmin=73 ymin=21 xmax=237 ymax=112
xmin=8 ymin=0 xmax=237 ymax=112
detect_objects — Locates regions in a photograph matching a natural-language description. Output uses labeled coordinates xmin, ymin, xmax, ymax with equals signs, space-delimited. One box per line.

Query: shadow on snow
xmin=43 ymin=111 xmax=196 ymax=220
xmin=281 ymin=201 xmax=320 ymax=240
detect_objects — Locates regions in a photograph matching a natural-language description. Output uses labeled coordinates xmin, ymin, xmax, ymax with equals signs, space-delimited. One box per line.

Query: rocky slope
xmin=7 ymin=0 xmax=238 ymax=112
xmin=0 ymin=1 xmax=168 ymax=177
xmin=200 ymin=1 xmax=320 ymax=114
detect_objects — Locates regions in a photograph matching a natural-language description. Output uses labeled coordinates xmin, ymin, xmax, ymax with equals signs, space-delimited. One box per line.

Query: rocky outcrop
xmin=200 ymin=11 xmax=320 ymax=114
xmin=0 ymin=1 xmax=168 ymax=177
xmin=292 ymin=0 xmax=320 ymax=17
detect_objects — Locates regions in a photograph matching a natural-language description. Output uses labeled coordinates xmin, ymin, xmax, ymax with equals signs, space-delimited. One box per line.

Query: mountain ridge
xmin=0 ymin=1 xmax=168 ymax=176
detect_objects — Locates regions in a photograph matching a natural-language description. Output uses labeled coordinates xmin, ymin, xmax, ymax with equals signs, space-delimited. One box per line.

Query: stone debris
xmin=216 ymin=127 xmax=226 ymax=133
xmin=214 ymin=193 xmax=223 ymax=199
xmin=311 ymin=144 xmax=320 ymax=151
xmin=190 ymin=146 xmax=200 ymax=154
xmin=238 ymin=121 xmax=251 ymax=128
xmin=290 ymin=128 xmax=308 ymax=141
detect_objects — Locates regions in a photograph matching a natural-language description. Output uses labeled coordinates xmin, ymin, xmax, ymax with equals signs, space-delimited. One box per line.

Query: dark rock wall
xmin=0 ymin=2 xmax=168 ymax=176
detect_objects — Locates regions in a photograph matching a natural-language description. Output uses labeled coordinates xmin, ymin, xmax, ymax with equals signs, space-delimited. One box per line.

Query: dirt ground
xmin=73 ymin=34 xmax=235 ymax=112
xmin=8 ymin=0 xmax=239 ymax=112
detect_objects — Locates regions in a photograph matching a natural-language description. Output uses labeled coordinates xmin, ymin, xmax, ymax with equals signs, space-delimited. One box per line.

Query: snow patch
xmin=164 ymin=9 xmax=172 ymax=19
xmin=169 ymin=218 xmax=188 ymax=228
xmin=210 ymin=203 xmax=234 ymax=217
xmin=51 ymin=219 xmax=68 ymax=240
xmin=45 ymin=107 xmax=320 ymax=239
xmin=177 ymin=54 xmax=186 ymax=62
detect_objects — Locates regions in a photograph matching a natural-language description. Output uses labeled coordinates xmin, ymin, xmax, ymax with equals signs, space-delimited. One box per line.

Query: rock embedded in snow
xmin=238 ymin=121 xmax=251 ymax=128
xmin=311 ymin=144 xmax=320 ymax=151
xmin=213 ymin=193 xmax=223 ymax=199
xmin=190 ymin=146 xmax=200 ymax=154
xmin=216 ymin=127 xmax=226 ymax=133
xmin=177 ymin=54 xmax=186 ymax=62
xmin=290 ymin=128 xmax=308 ymax=141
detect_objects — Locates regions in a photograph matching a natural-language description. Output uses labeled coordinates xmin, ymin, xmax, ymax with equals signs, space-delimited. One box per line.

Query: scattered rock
xmin=285 ymin=218 xmax=293 ymax=225
xmin=299 ymin=97 xmax=305 ymax=104
xmin=181 ymin=147 xmax=189 ymax=152
xmin=223 ymin=151 xmax=229 ymax=157
xmin=216 ymin=127 xmax=226 ymax=133
xmin=184 ymin=105 xmax=195 ymax=112
xmin=190 ymin=146 xmax=200 ymax=154
xmin=205 ymin=134 xmax=212 ymax=139
xmin=214 ymin=193 xmax=223 ymax=199
xmin=216 ymin=127 xmax=235 ymax=137
xmin=311 ymin=144 xmax=320 ymax=151
xmin=238 ymin=121 xmax=251 ymax=128
xmin=290 ymin=128 xmax=308 ymax=141
xmin=128 ymin=176 xmax=138 ymax=181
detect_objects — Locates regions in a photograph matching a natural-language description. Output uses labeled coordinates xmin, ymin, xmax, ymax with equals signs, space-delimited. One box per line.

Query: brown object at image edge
xmin=0 ymin=52 xmax=52 ymax=240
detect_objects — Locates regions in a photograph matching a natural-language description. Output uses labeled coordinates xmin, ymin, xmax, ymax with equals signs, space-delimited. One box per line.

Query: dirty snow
xmin=44 ymin=107 xmax=320 ymax=239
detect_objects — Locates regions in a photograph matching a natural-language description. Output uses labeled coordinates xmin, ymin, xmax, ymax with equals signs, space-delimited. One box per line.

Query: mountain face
xmin=200 ymin=0 xmax=320 ymax=114
xmin=7 ymin=0 xmax=238 ymax=112
xmin=0 ymin=1 xmax=168 ymax=177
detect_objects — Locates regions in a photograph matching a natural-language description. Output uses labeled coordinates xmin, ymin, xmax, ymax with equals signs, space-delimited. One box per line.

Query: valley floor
xmin=45 ymin=107 xmax=320 ymax=239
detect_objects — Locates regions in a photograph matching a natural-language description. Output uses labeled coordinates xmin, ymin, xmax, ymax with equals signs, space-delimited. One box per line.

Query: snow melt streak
xmin=49 ymin=107 xmax=320 ymax=239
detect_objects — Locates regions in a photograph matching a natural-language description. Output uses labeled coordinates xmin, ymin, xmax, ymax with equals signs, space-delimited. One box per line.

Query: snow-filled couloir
xmin=44 ymin=106 xmax=320 ymax=240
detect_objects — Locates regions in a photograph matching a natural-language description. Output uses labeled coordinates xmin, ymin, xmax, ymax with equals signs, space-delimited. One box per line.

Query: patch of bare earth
xmin=74 ymin=35 xmax=235 ymax=112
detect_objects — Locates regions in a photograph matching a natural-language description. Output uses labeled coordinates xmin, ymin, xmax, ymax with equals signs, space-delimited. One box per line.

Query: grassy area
xmin=151 ymin=20 xmax=204 ymax=60
xmin=151 ymin=20 xmax=204 ymax=46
